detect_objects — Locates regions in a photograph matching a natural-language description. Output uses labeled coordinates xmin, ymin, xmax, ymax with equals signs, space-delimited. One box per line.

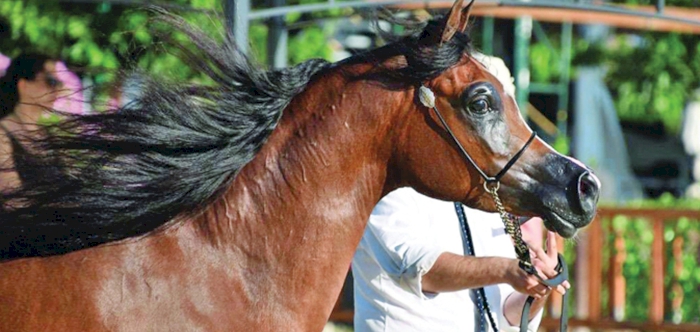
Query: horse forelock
xmin=341 ymin=13 xmax=473 ymax=90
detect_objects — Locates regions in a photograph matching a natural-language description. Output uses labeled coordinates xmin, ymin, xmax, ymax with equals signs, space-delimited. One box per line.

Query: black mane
xmin=0 ymin=10 xmax=472 ymax=260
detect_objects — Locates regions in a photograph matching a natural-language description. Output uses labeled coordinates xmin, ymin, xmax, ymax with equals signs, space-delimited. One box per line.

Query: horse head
xmin=390 ymin=0 xmax=599 ymax=237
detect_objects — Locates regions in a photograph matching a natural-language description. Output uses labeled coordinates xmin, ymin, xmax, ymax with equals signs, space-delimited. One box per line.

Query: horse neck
xmin=224 ymin=67 xmax=403 ymax=247
xmin=184 ymin=64 xmax=411 ymax=327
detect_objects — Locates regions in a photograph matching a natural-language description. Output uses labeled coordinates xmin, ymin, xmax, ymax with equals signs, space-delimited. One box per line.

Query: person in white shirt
xmin=352 ymin=188 xmax=568 ymax=332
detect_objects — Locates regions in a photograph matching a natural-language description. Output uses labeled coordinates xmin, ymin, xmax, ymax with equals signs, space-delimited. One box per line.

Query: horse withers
xmin=0 ymin=1 xmax=599 ymax=331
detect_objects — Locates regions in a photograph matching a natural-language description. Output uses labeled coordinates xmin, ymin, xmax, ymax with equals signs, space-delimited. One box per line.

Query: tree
xmin=0 ymin=0 xmax=337 ymax=85
xmin=601 ymin=0 xmax=700 ymax=134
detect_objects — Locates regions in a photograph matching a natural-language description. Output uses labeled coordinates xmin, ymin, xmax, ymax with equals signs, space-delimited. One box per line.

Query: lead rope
xmin=484 ymin=182 xmax=569 ymax=332
xmin=455 ymin=202 xmax=499 ymax=332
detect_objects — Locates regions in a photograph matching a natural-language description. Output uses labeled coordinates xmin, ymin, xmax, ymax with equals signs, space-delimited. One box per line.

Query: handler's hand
xmin=529 ymin=231 xmax=571 ymax=296
xmin=504 ymin=260 xmax=551 ymax=299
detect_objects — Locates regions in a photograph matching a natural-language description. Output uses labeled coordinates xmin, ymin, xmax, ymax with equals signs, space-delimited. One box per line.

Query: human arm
xmin=420 ymin=248 xmax=558 ymax=332
xmin=422 ymin=253 xmax=516 ymax=293
xmin=422 ymin=216 xmax=569 ymax=331
xmin=421 ymin=251 xmax=559 ymax=298
xmin=0 ymin=133 xmax=20 ymax=192
xmin=422 ymin=216 xmax=565 ymax=298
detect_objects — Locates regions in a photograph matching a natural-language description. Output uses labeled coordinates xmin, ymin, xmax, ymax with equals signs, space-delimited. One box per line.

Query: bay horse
xmin=0 ymin=1 xmax=599 ymax=331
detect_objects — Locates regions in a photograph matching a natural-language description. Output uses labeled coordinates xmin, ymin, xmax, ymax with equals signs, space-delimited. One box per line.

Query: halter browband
xmin=418 ymin=85 xmax=537 ymax=184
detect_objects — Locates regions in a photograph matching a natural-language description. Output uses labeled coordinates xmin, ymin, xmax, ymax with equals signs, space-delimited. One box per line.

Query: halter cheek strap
xmin=418 ymin=85 xmax=536 ymax=185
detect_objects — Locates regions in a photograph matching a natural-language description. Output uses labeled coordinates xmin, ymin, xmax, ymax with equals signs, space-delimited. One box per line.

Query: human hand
xmin=504 ymin=231 xmax=570 ymax=298
xmin=529 ymin=231 xmax=571 ymax=296
xmin=503 ymin=259 xmax=551 ymax=299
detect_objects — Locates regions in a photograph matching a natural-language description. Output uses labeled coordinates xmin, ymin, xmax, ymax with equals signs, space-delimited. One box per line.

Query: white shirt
xmin=352 ymin=188 xmax=543 ymax=332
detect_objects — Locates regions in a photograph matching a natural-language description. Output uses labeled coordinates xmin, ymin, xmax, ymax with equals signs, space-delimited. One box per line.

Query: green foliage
xmin=623 ymin=192 xmax=700 ymax=210
xmin=529 ymin=41 xmax=562 ymax=83
xmin=289 ymin=26 xmax=333 ymax=65
xmin=528 ymin=0 xmax=700 ymax=135
xmin=552 ymin=135 xmax=570 ymax=155
xmin=557 ymin=195 xmax=700 ymax=323
xmin=0 ymin=0 xmax=336 ymax=90
xmin=572 ymin=38 xmax=607 ymax=66
xmin=596 ymin=195 xmax=700 ymax=323
xmin=523 ymin=26 xmax=695 ymax=179
xmin=604 ymin=33 xmax=700 ymax=134
xmin=1 ymin=0 xmax=209 ymax=84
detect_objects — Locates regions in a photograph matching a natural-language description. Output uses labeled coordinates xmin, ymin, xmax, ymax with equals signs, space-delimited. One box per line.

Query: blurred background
xmin=1 ymin=0 xmax=699 ymax=331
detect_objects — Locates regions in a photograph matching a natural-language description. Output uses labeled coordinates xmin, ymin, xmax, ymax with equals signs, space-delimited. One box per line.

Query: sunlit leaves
xmin=530 ymin=42 xmax=561 ymax=83
xmin=289 ymin=26 xmax=332 ymax=64
xmin=606 ymin=32 xmax=699 ymax=134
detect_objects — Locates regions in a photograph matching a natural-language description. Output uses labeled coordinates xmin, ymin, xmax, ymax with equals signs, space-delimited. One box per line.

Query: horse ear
xmin=440 ymin=0 xmax=472 ymax=44
xmin=457 ymin=0 xmax=475 ymax=33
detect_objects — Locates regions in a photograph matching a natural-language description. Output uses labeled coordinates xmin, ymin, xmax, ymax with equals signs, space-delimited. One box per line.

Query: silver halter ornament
xmin=418 ymin=85 xmax=570 ymax=332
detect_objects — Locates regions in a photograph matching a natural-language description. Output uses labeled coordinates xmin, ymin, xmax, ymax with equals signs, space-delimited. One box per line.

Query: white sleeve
xmin=495 ymin=283 xmax=544 ymax=332
xmin=361 ymin=188 xmax=444 ymax=299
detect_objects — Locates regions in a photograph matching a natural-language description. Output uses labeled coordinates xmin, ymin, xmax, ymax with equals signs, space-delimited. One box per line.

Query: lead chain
xmin=483 ymin=181 xmax=535 ymax=273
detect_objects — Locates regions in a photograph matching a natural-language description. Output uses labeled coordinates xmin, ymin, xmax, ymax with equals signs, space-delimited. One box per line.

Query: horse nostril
xmin=577 ymin=171 xmax=600 ymax=216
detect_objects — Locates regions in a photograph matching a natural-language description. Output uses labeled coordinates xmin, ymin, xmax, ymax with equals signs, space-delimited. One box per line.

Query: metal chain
xmin=483 ymin=181 xmax=534 ymax=272
xmin=483 ymin=181 xmax=570 ymax=332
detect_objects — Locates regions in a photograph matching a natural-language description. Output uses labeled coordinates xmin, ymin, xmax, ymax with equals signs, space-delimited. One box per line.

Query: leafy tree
xmin=1 ymin=0 xmax=220 ymax=83
xmin=605 ymin=32 xmax=700 ymax=134
xmin=526 ymin=0 xmax=700 ymax=134
xmin=0 ymin=0 xmax=338 ymax=86
xmin=586 ymin=0 xmax=700 ymax=134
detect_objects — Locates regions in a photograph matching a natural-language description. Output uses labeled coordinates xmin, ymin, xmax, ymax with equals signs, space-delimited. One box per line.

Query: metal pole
xmin=267 ymin=0 xmax=288 ymax=69
xmin=225 ymin=0 xmax=250 ymax=54
xmin=656 ymin=0 xmax=665 ymax=14
xmin=482 ymin=16 xmax=495 ymax=55
xmin=514 ymin=16 xmax=532 ymax=117
xmin=248 ymin=0 xmax=700 ymax=28
xmin=557 ymin=21 xmax=572 ymax=138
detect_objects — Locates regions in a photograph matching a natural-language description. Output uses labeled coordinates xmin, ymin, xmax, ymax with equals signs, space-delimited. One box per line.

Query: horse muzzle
xmin=531 ymin=156 xmax=601 ymax=238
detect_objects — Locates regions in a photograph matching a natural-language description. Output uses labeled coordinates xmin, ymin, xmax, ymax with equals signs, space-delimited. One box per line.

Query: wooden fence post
xmin=671 ymin=236 xmax=684 ymax=323
xmin=649 ymin=218 xmax=665 ymax=324
xmin=587 ymin=215 xmax=603 ymax=321
xmin=608 ymin=227 xmax=626 ymax=321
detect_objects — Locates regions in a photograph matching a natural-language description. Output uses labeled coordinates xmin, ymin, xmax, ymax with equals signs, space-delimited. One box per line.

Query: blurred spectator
xmin=0 ymin=53 xmax=63 ymax=190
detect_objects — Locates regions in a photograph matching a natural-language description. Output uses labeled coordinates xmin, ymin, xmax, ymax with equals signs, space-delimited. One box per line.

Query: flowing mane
xmin=0 ymin=9 xmax=473 ymax=260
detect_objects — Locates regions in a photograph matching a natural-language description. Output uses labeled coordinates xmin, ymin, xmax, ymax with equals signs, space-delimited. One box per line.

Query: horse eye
xmin=468 ymin=97 xmax=490 ymax=114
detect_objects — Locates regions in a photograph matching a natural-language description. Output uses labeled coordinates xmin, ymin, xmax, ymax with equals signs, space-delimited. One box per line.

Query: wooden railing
xmin=541 ymin=207 xmax=700 ymax=331
xmin=330 ymin=207 xmax=700 ymax=331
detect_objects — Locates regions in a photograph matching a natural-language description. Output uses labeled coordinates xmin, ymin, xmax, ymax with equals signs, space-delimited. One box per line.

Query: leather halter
xmin=418 ymin=85 xmax=537 ymax=186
